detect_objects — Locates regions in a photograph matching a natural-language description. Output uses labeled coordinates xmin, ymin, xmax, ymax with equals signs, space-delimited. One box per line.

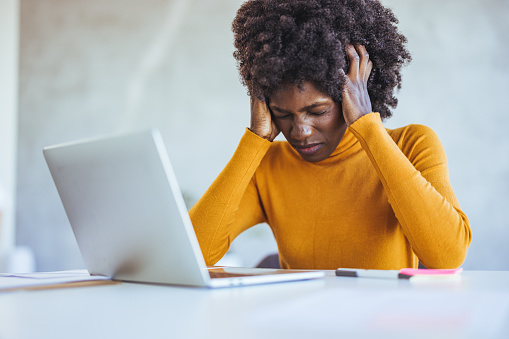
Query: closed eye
xmin=310 ymin=109 xmax=328 ymax=116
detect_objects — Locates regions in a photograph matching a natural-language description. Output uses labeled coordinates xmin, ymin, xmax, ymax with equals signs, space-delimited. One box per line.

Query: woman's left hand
xmin=341 ymin=44 xmax=373 ymax=125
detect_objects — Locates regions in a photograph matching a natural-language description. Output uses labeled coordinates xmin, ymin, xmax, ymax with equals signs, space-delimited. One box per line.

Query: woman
xmin=189 ymin=0 xmax=472 ymax=270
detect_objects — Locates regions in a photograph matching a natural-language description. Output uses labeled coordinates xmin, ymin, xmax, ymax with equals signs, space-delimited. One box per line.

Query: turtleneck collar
xmin=327 ymin=126 xmax=359 ymax=158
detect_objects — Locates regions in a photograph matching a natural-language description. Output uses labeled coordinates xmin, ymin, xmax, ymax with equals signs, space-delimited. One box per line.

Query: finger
xmin=250 ymin=95 xmax=259 ymax=111
xmin=345 ymin=44 xmax=360 ymax=78
xmin=355 ymin=44 xmax=371 ymax=79
xmin=365 ymin=59 xmax=373 ymax=82
xmin=338 ymin=68 xmax=351 ymax=95
xmin=251 ymin=96 xmax=268 ymax=114
xmin=265 ymin=98 xmax=274 ymax=115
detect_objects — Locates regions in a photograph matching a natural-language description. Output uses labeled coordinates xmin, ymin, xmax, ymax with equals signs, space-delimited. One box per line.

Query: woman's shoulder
xmin=386 ymin=123 xmax=441 ymax=146
xmin=386 ymin=123 xmax=446 ymax=162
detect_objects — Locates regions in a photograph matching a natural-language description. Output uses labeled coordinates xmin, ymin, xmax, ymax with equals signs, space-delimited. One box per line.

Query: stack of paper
xmin=0 ymin=270 xmax=117 ymax=292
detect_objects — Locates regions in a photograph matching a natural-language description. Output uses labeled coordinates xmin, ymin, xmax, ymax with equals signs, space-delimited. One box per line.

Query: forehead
xmin=269 ymin=81 xmax=332 ymax=107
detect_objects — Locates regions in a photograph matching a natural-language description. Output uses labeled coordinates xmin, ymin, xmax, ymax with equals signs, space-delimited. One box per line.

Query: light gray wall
xmin=16 ymin=0 xmax=509 ymax=271
xmin=0 ymin=0 xmax=19 ymax=269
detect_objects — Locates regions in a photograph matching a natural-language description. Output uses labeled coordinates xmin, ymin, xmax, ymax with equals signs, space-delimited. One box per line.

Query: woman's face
xmin=268 ymin=81 xmax=347 ymax=162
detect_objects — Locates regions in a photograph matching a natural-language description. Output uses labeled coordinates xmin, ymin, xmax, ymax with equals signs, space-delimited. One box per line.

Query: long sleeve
xmin=189 ymin=129 xmax=271 ymax=265
xmin=348 ymin=113 xmax=472 ymax=268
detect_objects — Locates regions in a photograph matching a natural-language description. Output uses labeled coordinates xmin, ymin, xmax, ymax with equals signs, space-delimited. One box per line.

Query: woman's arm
xmin=190 ymin=93 xmax=279 ymax=265
xmin=189 ymin=129 xmax=271 ymax=265
xmin=349 ymin=114 xmax=471 ymax=268
xmin=341 ymin=44 xmax=471 ymax=268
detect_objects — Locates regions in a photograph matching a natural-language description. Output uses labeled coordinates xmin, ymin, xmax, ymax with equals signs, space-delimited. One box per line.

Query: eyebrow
xmin=270 ymin=102 xmax=330 ymax=114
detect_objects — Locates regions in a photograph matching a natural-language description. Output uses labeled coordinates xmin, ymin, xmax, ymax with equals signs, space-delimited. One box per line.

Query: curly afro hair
xmin=232 ymin=0 xmax=411 ymax=119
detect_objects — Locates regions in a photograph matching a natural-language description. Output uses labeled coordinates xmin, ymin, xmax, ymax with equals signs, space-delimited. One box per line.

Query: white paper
xmin=0 ymin=270 xmax=110 ymax=291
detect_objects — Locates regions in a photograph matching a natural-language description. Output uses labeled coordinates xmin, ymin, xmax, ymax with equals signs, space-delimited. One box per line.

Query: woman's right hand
xmin=249 ymin=96 xmax=280 ymax=141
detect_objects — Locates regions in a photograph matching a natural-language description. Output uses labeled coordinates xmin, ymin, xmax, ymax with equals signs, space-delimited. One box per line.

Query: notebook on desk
xmin=43 ymin=129 xmax=324 ymax=288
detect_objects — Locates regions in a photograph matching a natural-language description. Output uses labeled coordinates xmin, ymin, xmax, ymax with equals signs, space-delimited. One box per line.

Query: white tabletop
xmin=1 ymin=270 xmax=508 ymax=339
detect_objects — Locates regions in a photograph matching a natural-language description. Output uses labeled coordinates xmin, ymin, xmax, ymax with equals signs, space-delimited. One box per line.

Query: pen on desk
xmin=335 ymin=267 xmax=463 ymax=279
xmin=335 ymin=268 xmax=412 ymax=279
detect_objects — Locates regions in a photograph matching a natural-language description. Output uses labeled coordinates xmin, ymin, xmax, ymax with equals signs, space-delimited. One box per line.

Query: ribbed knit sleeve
xmin=189 ymin=128 xmax=271 ymax=265
xmin=348 ymin=113 xmax=472 ymax=268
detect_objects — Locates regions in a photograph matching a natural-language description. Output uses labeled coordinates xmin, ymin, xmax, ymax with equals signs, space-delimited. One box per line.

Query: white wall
xmin=0 ymin=0 xmax=19 ymax=270
xmin=16 ymin=0 xmax=509 ymax=271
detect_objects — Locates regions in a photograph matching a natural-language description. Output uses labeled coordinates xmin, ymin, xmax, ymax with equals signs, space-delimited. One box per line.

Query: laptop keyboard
xmin=208 ymin=270 xmax=253 ymax=279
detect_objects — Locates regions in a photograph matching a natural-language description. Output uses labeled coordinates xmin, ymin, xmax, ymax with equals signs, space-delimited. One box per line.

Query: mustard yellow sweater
xmin=189 ymin=113 xmax=472 ymax=269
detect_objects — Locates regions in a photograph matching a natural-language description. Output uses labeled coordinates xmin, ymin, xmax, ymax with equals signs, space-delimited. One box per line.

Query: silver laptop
xmin=43 ymin=129 xmax=324 ymax=288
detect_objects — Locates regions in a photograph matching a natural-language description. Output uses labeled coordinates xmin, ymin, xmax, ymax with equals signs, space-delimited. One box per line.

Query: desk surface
xmin=1 ymin=270 xmax=508 ymax=339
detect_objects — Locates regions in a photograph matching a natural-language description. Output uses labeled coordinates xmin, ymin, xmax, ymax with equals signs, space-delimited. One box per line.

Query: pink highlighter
xmin=335 ymin=267 xmax=463 ymax=279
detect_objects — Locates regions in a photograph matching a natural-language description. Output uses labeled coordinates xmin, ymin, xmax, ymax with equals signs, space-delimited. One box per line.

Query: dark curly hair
xmin=232 ymin=0 xmax=411 ymax=119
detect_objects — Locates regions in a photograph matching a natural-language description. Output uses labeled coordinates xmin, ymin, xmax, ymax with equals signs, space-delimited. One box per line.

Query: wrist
xmin=248 ymin=127 xmax=272 ymax=141
xmin=347 ymin=112 xmax=380 ymax=129
xmin=345 ymin=110 xmax=375 ymax=126
xmin=247 ymin=127 xmax=271 ymax=141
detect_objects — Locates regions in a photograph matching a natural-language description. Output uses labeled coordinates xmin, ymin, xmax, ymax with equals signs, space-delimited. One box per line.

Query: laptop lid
xmin=43 ymin=130 xmax=324 ymax=288
xmin=44 ymin=129 xmax=213 ymax=287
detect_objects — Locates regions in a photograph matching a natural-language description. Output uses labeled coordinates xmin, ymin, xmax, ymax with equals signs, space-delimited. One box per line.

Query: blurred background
xmin=0 ymin=0 xmax=508 ymax=272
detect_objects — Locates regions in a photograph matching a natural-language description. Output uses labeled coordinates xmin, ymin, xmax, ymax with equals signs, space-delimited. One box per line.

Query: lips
xmin=292 ymin=143 xmax=324 ymax=155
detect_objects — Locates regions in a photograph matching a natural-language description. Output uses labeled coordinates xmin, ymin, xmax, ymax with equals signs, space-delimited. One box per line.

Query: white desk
xmin=1 ymin=270 xmax=508 ymax=339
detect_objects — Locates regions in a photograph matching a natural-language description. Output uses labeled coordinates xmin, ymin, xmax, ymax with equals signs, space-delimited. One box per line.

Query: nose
xmin=290 ymin=117 xmax=313 ymax=141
